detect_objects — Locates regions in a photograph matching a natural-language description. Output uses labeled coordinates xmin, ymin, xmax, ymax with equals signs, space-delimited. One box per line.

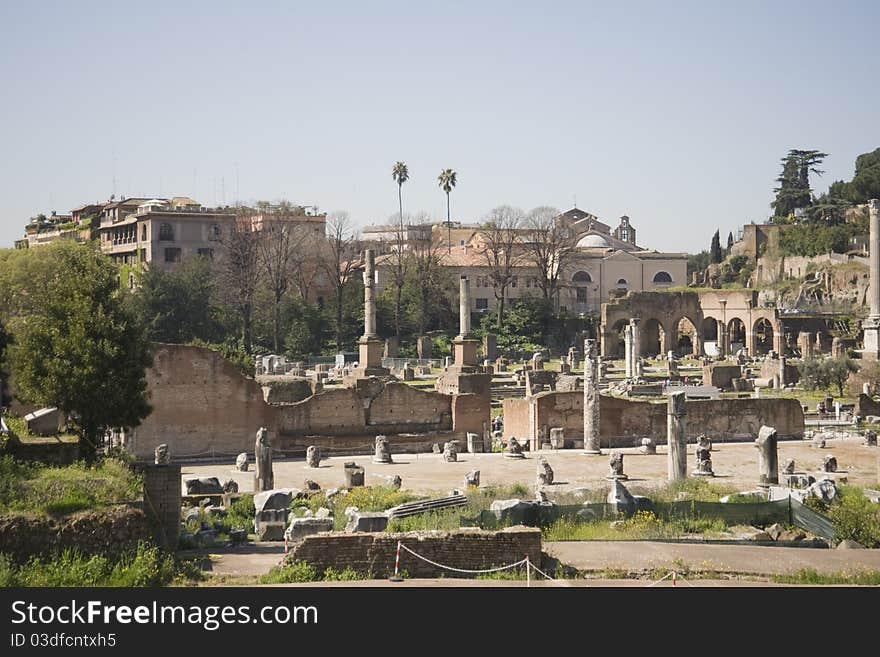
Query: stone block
xmin=344 ymin=511 xmax=389 ymax=533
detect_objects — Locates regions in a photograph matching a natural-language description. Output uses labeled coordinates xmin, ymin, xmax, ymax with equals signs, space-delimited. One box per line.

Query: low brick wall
xmin=0 ymin=505 xmax=152 ymax=562
xmin=285 ymin=526 xmax=542 ymax=578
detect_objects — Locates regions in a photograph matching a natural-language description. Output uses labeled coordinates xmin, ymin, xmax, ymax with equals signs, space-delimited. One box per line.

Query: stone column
xmin=864 ymin=199 xmax=880 ymax=358
xmin=254 ymin=427 xmax=274 ymax=493
xmin=624 ymin=323 xmax=633 ymax=379
xmin=667 ymin=391 xmax=687 ymax=481
xmin=582 ymin=339 xmax=601 ymax=454
xmin=716 ymin=319 xmax=727 ymax=358
xmin=363 ymin=249 xmax=376 ymax=338
xmin=630 ymin=318 xmax=641 ymax=369
xmin=458 ymin=276 xmax=471 ymax=338
xmin=798 ymin=331 xmax=813 ymax=359
xmin=755 ymin=425 xmax=778 ymax=486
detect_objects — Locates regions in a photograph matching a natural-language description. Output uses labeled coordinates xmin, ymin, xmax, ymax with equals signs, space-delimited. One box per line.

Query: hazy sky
xmin=1 ymin=1 xmax=878 ymax=252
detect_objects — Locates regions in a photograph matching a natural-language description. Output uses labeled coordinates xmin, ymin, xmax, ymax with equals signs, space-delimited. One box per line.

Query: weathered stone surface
xmin=343 ymin=462 xmax=365 ymax=488
xmin=235 ymin=452 xmax=249 ymax=472
xmin=640 ymin=437 xmax=656 ymax=455
xmin=607 ymin=450 xmax=627 ymax=480
xmin=386 ymin=474 xmax=402 ymax=490
xmin=258 ymin=523 xmax=286 ymax=541
xmin=782 ymin=458 xmax=795 ymax=475
xmin=806 ymin=478 xmax=838 ymax=504
xmin=755 ymin=425 xmax=778 ymax=485
xmin=536 ymin=457 xmax=554 ymax=486
xmin=466 ymin=432 xmax=483 ymax=454
xmin=222 ymin=479 xmax=239 ymax=493
xmin=504 ymin=437 xmax=525 ymax=459
xmin=821 ymin=455 xmax=838 ymax=473
xmin=766 ymin=523 xmax=783 ymax=541
xmin=836 ymin=539 xmax=865 ymax=549
xmin=549 ymin=427 xmax=565 ymax=449
xmin=372 ymin=435 xmax=393 ymax=464
xmin=303 ymin=479 xmax=321 ymax=492
xmin=865 ymin=430 xmax=878 ymax=447
xmin=254 ymin=426 xmax=274 ymax=493
xmin=344 ymin=511 xmax=389 ymax=533
xmin=442 ymin=441 xmax=458 ymax=463
xmin=315 ymin=507 xmax=332 ymax=519
xmin=185 ymin=477 xmax=223 ymax=495
xmin=464 ymin=470 xmax=480 ymax=488
xmin=432 ymin=443 xmax=441 ymax=454
xmin=606 ymin=479 xmax=652 ymax=514
xmin=253 ymin=489 xmax=299 ymax=517
xmin=154 ymin=444 xmax=170 ymax=465
xmin=785 ymin=473 xmax=815 ymax=489
xmin=667 ymin=391 xmax=687 ymax=481
xmin=692 ymin=445 xmax=714 ymax=477
xmin=306 ymin=445 xmax=320 ymax=468
xmin=285 ymin=517 xmax=333 ymax=542
xmin=489 ymin=499 xmax=539 ymax=525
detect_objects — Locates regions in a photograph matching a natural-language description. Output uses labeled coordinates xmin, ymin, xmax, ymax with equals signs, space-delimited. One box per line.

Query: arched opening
xmin=652 ymin=271 xmax=673 ymax=284
xmin=572 ymin=271 xmax=592 ymax=306
xmin=728 ymin=318 xmax=746 ymax=353
xmin=676 ymin=317 xmax=698 ymax=357
xmin=642 ymin=318 xmax=664 ymax=358
xmin=702 ymin=316 xmax=719 ymax=357
xmin=616 ymin=278 xmax=628 ymax=290
xmin=572 ymin=271 xmax=592 ymax=283
xmin=754 ymin=318 xmax=774 ymax=355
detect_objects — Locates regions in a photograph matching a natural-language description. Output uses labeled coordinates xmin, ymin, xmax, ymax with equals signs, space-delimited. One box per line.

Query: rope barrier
xmin=645 ymin=571 xmax=674 ymax=587
xmin=397 ymin=543 xmax=528 ymax=575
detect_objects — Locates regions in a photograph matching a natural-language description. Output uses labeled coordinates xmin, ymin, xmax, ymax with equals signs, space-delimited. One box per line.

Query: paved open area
xmin=183 ymin=436 xmax=880 ymax=496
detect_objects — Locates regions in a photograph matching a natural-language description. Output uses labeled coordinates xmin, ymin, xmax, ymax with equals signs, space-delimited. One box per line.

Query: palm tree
xmin=392 ymin=161 xmax=409 ymax=228
xmin=438 ymin=168 xmax=457 ymax=253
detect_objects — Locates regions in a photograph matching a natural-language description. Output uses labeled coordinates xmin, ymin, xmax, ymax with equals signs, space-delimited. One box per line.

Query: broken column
xmin=607 ymin=451 xmax=627 ymax=480
xmin=347 ymin=249 xmax=389 ymax=382
xmin=798 ymin=331 xmax=813 ymax=359
xmin=624 ymin=323 xmax=633 ymax=379
xmin=863 ymin=199 xmax=880 ymax=359
xmin=451 ymin=276 xmax=479 ymax=371
xmin=343 ymin=462 xmax=365 ymax=487
xmin=582 ymin=338 xmax=601 ymax=454
xmin=254 ymin=426 xmax=274 ymax=493
xmin=630 ymin=318 xmax=641 ymax=376
xmin=667 ymin=391 xmax=687 ymax=481
xmin=755 ymin=425 xmax=779 ymax=486
xmin=831 ymin=337 xmax=845 ymax=359
xmin=372 ymin=435 xmax=393 ymax=464
xmin=536 ymin=456 xmax=554 ymax=486
xmin=306 ymin=445 xmax=320 ymax=468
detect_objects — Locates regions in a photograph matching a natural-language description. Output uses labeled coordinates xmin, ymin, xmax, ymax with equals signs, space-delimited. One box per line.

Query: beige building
xmin=374 ymin=207 xmax=686 ymax=316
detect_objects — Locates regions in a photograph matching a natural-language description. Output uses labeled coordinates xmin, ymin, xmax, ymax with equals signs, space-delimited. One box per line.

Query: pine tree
xmin=710 ymin=230 xmax=723 ymax=263
xmin=727 ymin=232 xmax=734 ymax=252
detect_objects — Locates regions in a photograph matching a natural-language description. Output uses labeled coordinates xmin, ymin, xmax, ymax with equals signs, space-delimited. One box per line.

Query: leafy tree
xmin=0 ymin=320 xmax=9 ymax=407
xmin=687 ymin=250 xmax=711 ymax=280
xmin=402 ymin=231 xmax=455 ymax=337
xmin=1 ymin=243 xmax=152 ymax=457
xmin=844 ymin=147 xmax=880 ymax=204
xmin=129 ymin=257 xmax=222 ymax=344
xmin=709 ymin=230 xmax=723 ymax=263
xmin=771 ymin=149 xmax=827 ymax=220
xmin=480 ymin=205 xmax=526 ymax=323
xmin=437 ymin=168 xmax=457 ymax=254
xmin=798 ymin=356 xmax=859 ymax=396
xmin=477 ymin=297 xmax=553 ymax=355
xmin=283 ymin=297 xmax=331 ymax=358
xmin=798 ymin=357 xmax=829 ymax=391
xmin=827 ymin=356 xmax=859 ymax=397
xmin=522 ymin=206 xmax=577 ymax=305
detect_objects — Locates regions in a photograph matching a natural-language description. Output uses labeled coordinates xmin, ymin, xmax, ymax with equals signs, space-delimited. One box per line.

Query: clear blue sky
xmin=2 ymin=1 xmax=878 ymax=252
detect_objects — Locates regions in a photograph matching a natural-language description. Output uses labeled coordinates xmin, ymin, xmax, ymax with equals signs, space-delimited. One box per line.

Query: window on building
xmin=476 ymin=298 xmax=488 ymax=310
xmin=164 ymin=247 xmax=181 ymax=263
xmin=159 ymin=223 xmax=174 ymax=241
xmin=576 ymin=287 xmax=587 ymax=302
xmin=197 ymin=248 xmax=214 ymax=259
xmin=209 ymin=223 xmax=221 ymax=241
xmin=652 ymin=271 xmax=673 ymax=284
xmin=141 ymin=224 xmax=147 ymax=241
xmin=459 ymin=240 xmax=465 ymax=246
xmin=572 ymin=270 xmax=592 ymax=283
xmin=511 ymin=276 xmax=517 ymax=288
xmin=140 ymin=249 xmax=146 ymax=262
xmin=616 ymin=278 xmax=628 ymax=289
xmin=621 ymin=229 xmax=628 ymax=241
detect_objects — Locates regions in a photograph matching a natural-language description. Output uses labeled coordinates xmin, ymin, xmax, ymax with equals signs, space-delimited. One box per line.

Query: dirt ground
xmin=182 ymin=436 xmax=880 ymax=496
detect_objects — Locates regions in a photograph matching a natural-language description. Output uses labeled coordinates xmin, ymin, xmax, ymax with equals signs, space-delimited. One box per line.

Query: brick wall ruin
xmin=503 ymin=392 xmax=804 ymax=447
xmin=285 ymin=526 xmax=542 ymax=578
xmin=129 ymin=344 xmax=486 ymax=460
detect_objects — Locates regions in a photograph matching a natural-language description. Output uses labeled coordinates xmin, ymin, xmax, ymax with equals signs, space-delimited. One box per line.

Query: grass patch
xmin=772 ymin=568 xmax=880 ymax=586
xmin=259 ymin=560 xmax=317 ymax=584
xmin=543 ymin=510 xmax=729 ymax=541
xmin=0 ymin=544 xmax=202 ymax=587
xmin=804 ymin=485 xmax=880 ymax=548
xmin=0 ymin=455 xmax=142 ymax=514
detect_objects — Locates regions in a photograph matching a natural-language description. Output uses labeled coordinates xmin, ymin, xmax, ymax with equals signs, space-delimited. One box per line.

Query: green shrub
xmin=226 ymin=494 xmax=255 ymax=532
xmin=322 ymin=566 xmax=364 ymax=581
xmin=259 ymin=560 xmax=317 ymax=584
xmin=772 ymin=568 xmax=880 ymax=585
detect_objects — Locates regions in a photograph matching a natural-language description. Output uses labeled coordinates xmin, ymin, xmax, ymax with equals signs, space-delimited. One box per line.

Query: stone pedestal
xmin=453 ymin=338 xmax=480 ymax=371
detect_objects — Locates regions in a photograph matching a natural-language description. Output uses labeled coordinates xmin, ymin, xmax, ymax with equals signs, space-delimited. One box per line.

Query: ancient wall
xmin=0 ymin=506 xmax=152 ymax=561
xmin=132 ymin=345 xmax=478 ymax=459
xmin=257 ymin=377 xmax=319 ymax=404
xmin=451 ymin=393 xmax=491 ymax=440
xmin=131 ymin=343 xmax=276 ymax=460
xmin=703 ymin=364 xmax=742 ymax=390
xmin=285 ymin=527 xmax=541 ymax=578
xmin=503 ymin=392 xmax=804 ymax=447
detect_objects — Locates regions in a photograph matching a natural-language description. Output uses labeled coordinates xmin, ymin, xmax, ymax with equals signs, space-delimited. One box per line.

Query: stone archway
xmin=675 ymin=316 xmax=700 ymax=357
xmin=642 ymin=318 xmax=665 ymax=358
xmin=608 ymin=319 xmax=629 ymax=358
xmin=728 ymin=318 xmax=746 ymax=354
xmin=753 ymin=318 xmax=774 ymax=355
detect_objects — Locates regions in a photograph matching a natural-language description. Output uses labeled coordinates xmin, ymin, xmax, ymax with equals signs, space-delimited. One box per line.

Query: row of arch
xmin=606 ymin=316 xmax=779 ymax=358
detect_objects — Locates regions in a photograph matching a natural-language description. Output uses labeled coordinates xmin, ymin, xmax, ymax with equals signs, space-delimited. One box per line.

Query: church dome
xmin=577 ymin=233 xmax=610 ymax=248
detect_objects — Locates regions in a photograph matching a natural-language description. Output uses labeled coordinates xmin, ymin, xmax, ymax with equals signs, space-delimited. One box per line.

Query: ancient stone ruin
xmin=693 ymin=444 xmax=714 ymax=477
xmin=372 ymin=435 xmax=393 ymax=464
xmin=464 ymin=470 xmax=480 ymax=488
xmin=306 ymin=445 xmax=320 ymax=468
xmin=154 ymin=443 xmax=170 ymax=465
xmin=235 ymin=452 xmax=249 ymax=472
xmin=821 ymin=455 xmax=838 ymax=473
xmin=536 ymin=457 xmax=554 ymax=486
xmin=640 ymin=437 xmax=656 ymax=455
xmin=607 ymin=450 xmax=627 ymax=480
xmin=864 ymin=430 xmax=877 ymax=447
xmin=755 ymin=425 xmax=778 ymax=486
xmin=504 ymin=436 xmax=526 ymax=459
xmin=343 ymin=462 xmax=365 ymax=488
xmin=254 ymin=426 xmax=274 ymax=493
xmin=442 ymin=441 xmax=458 ymax=463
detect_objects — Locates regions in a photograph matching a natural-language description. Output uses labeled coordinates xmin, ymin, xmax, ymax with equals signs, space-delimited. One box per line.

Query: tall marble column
xmin=582 ymin=338 xmax=601 ymax=454
xmin=363 ymin=249 xmax=377 ymax=338
xmin=667 ymin=391 xmax=687 ymax=481
xmin=624 ymin=323 xmax=633 ymax=379
xmin=452 ymin=276 xmax=478 ymax=369
xmin=755 ymin=425 xmax=778 ymax=486
xmin=863 ymin=199 xmax=880 ymax=358
xmin=349 ymin=248 xmax=389 ymax=381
